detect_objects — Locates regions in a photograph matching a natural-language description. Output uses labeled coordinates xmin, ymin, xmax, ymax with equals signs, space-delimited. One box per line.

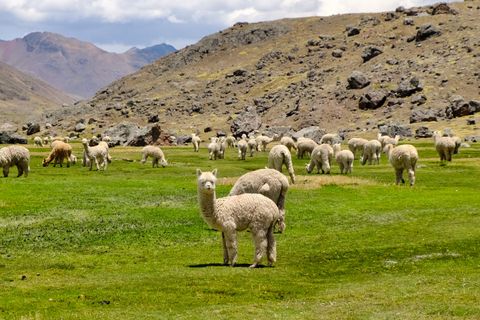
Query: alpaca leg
xmin=223 ymin=231 xmax=238 ymax=266
xmin=17 ymin=164 xmax=23 ymax=177
xmin=3 ymin=165 xmax=9 ymax=177
xmin=152 ymin=158 xmax=158 ymax=168
xmin=222 ymin=232 xmax=228 ymax=265
xmin=141 ymin=154 xmax=147 ymax=164
xmin=94 ymin=158 xmax=100 ymax=170
xmin=395 ymin=169 xmax=403 ymax=185
xmin=408 ymin=168 xmax=415 ymax=186
xmin=266 ymin=225 xmax=277 ymax=266
xmin=447 ymin=151 xmax=452 ymax=162
xmin=339 ymin=163 xmax=344 ymax=174
xmin=250 ymin=229 xmax=267 ymax=268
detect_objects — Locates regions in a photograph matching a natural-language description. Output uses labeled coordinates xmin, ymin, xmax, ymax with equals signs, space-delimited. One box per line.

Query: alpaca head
xmin=81 ymin=138 xmax=89 ymax=145
xmin=42 ymin=158 xmax=50 ymax=167
xmin=196 ymin=169 xmax=217 ymax=194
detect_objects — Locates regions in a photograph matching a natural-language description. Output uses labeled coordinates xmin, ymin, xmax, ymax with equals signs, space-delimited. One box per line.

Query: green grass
xmin=1 ymin=141 xmax=479 ymax=319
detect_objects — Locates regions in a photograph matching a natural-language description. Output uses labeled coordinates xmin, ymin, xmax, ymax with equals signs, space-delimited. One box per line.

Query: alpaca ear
xmin=196 ymin=169 xmax=202 ymax=177
xmin=212 ymin=168 xmax=217 ymax=177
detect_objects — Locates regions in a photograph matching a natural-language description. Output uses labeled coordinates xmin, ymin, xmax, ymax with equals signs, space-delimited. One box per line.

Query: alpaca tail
xmin=275 ymin=181 xmax=288 ymax=233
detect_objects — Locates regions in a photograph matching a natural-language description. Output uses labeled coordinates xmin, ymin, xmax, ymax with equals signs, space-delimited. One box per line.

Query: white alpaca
xmin=141 ymin=145 xmax=168 ymax=168
xmin=208 ymin=137 xmax=222 ymax=160
xmin=81 ymin=138 xmax=108 ymax=171
xmin=256 ymin=135 xmax=274 ymax=152
xmin=225 ymin=135 xmax=236 ymax=148
xmin=305 ymin=144 xmax=333 ymax=174
xmin=237 ymin=137 xmax=248 ymax=160
xmin=280 ymin=136 xmax=297 ymax=152
xmin=43 ymin=141 xmax=72 ymax=167
xmin=247 ymin=137 xmax=257 ymax=157
xmin=296 ymin=137 xmax=318 ymax=159
xmin=229 ymin=168 xmax=289 ymax=233
xmin=0 ymin=146 xmax=30 ymax=177
xmin=384 ymin=144 xmax=418 ymax=186
xmin=197 ymin=169 xmax=281 ymax=267
xmin=192 ymin=133 xmax=201 ymax=152
xmin=362 ymin=140 xmax=382 ymax=165
xmin=452 ymin=136 xmax=462 ymax=155
xmin=433 ymin=131 xmax=455 ymax=162
xmin=33 ymin=136 xmax=43 ymax=147
xmin=320 ymin=133 xmax=341 ymax=145
xmin=267 ymin=145 xmax=296 ymax=184
xmin=347 ymin=137 xmax=368 ymax=160
xmin=333 ymin=144 xmax=354 ymax=174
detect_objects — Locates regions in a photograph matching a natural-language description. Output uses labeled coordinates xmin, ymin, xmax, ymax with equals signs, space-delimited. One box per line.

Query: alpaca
xmin=433 ymin=131 xmax=455 ymax=162
xmin=43 ymin=141 xmax=72 ymax=167
xmin=280 ymin=136 xmax=297 ymax=152
xmin=197 ymin=169 xmax=281 ymax=267
xmin=267 ymin=145 xmax=296 ymax=184
xmin=81 ymin=138 xmax=108 ymax=171
xmin=141 ymin=146 xmax=168 ymax=168
xmin=384 ymin=144 xmax=418 ymax=186
xmin=192 ymin=133 xmax=202 ymax=152
xmin=0 ymin=146 xmax=30 ymax=177
xmin=229 ymin=168 xmax=289 ymax=233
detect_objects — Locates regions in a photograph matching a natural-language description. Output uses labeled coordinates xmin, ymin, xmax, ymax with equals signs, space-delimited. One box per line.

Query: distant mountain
xmin=0 ymin=61 xmax=74 ymax=124
xmin=0 ymin=32 xmax=176 ymax=98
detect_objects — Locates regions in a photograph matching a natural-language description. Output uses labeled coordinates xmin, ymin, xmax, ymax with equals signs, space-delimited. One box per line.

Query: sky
xmin=0 ymin=0 xmax=457 ymax=52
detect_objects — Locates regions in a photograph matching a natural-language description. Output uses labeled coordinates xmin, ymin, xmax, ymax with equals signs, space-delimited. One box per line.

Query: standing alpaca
xmin=81 ymin=138 xmax=108 ymax=171
xmin=197 ymin=169 xmax=281 ymax=268
xmin=267 ymin=145 xmax=296 ymax=184
xmin=192 ymin=133 xmax=201 ymax=152
xmin=433 ymin=131 xmax=455 ymax=162
xmin=362 ymin=140 xmax=382 ymax=165
xmin=384 ymin=144 xmax=418 ymax=186
xmin=43 ymin=141 xmax=72 ymax=167
xmin=237 ymin=136 xmax=248 ymax=160
xmin=0 ymin=146 xmax=30 ymax=177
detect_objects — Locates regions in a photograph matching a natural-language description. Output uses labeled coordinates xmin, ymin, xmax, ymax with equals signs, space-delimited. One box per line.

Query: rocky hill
xmin=0 ymin=61 xmax=74 ymax=125
xmin=0 ymin=32 xmax=176 ymax=98
xmin=39 ymin=1 xmax=479 ymax=142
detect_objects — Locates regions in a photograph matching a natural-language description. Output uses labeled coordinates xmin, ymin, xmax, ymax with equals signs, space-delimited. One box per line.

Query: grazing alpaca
xmin=196 ymin=169 xmax=281 ymax=268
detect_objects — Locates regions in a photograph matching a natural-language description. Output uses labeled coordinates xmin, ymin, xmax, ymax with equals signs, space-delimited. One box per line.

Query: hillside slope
xmin=0 ymin=61 xmax=74 ymax=125
xmin=0 ymin=32 xmax=176 ymax=98
xmin=42 ymin=1 xmax=480 ymax=138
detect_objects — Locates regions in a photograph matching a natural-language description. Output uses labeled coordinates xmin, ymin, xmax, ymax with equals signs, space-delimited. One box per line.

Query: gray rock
xmin=230 ymin=106 xmax=262 ymax=137
xmin=332 ymin=49 xmax=343 ymax=58
xmin=263 ymin=126 xmax=294 ymax=138
xmin=415 ymin=24 xmax=441 ymax=42
xmin=347 ymin=71 xmax=370 ymax=89
xmin=415 ymin=126 xmax=433 ymax=138
xmin=176 ymin=135 xmax=192 ymax=145
xmin=292 ymin=126 xmax=326 ymax=142
xmin=395 ymin=77 xmax=423 ymax=97
xmin=127 ymin=124 xmax=167 ymax=146
xmin=0 ymin=132 xmax=27 ymax=144
xmin=74 ymin=122 xmax=86 ymax=132
xmin=467 ymin=119 xmax=476 ymax=125
xmin=346 ymin=25 xmax=360 ymax=36
xmin=26 ymin=123 xmax=40 ymax=135
xmin=359 ymin=91 xmax=387 ymax=110
xmin=379 ymin=124 xmax=412 ymax=137
xmin=430 ymin=3 xmax=458 ymax=15
xmin=148 ymin=114 xmax=159 ymax=123
xmin=464 ymin=135 xmax=480 ymax=143
xmin=411 ymin=94 xmax=427 ymax=105
xmin=0 ymin=123 xmax=18 ymax=132
xmin=361 ymin=46 xmax=383 ymax=63
xmin=445 ymin=95 xmax=479 ymax=119
xmin=410 ymin=109 xmax=443 ymax=123
xmin=104 ymin=122 xmax=142 ymax=146
xmin=404 ymin=18 xmax=415 ymax=25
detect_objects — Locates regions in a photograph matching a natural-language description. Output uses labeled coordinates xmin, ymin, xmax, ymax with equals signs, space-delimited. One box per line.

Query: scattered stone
xmin=415 ymin=126 xmax=434 ymax=138
xmin=415 ymin=24 xmax=441 ymax=42
xmin=0 ymin=123 xmax=18 ymax=132
xmin=410 ymin=109 xmax=443 ymax=123
xmin=233 ymin=69 xmax=248 ymax=77
xmin=332 ymin=49 xmax=343 ymax=58
xmin=379 ymin=124 xmax=413 ymax=137
xmin=464 ymin=135 xmax=480 ymax=143
xmin=203 ymin=127 xmax=212 ymax=133
xmin=445 ymin=95 xmax=480 ymax=118
xmin=411 ymin=94 xmax=427 ymax=105
xmin=176 ymin=135 xmax=192 ymax=145
xmin=430 ymin=3 xmax=458 ymax=15
xmin=359 ymin=91 xmax=387 ymax=110
xmin=361 ymin=46 xmax=383 ymax=63
xmin=467 ymin=119 xmax=476 ymax=125
xmin=292 ymin=126 xmax=326 ymax=142
xmin=148 ymin=115 xmax=159 ymax=123
xmin=127 ymin=124 xmax=166 ymax=146
xmin=347 ymin=71 xmax=370 ymax=89
xmin=216 ymin=131 xmax=226 ymax=137
xmin=26 ymin=123 xmax=40 ymax=135
xmin=404 ymin=18 xmax=415 ymax=25
xmin=346 ymin=25 xmax=360 ymax=36
xmin=395 ymin=77 xmax=423 ymax=97
xmin=230 ymin=106 xmax=262 ymax=137
xmin=74 ymin=122 xmax=86 ymax=132
xmin=384 ymin=12 xmax=397 ymax=21
xmin=0 ymin=132 xmax=27 ymax=144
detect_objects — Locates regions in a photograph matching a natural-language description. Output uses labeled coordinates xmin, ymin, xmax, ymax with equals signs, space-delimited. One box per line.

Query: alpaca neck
xmin=198 ymin=188 xmax=218 ymax=225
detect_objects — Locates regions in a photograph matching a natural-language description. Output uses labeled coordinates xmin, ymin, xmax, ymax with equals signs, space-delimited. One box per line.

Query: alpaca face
xmin=196 ymin=169 xmax=217 ymax=193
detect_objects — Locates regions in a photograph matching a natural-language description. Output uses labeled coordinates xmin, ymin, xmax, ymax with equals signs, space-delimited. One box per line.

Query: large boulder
xmin=415 ymin=126 xmax=434 ymax=138
xmin=347 ymin=71 xmax=370 ymax=89
xmin=359 ymin=91 xmax=387 ymax=110
xmin=127 ymin=124 xmax=168 ymax=146
xmin=0 ymin=123 xmax=18 ymax=133
xmin=379 ymin=124 xmax=413 ymax=137
xmin=415 ymin=24 xmax=441 ymax=42
xmin=230 ymin=106 xmax=262 ymax=138
xmin=292 ymin=126 xmax=326 ymax=142
xmin=395 ymin=77 xmax=423 ymax=97
xmin=104 ymin=122 xmax=142 ymax=146
xmin=26 ymin=123 xmax=40 ymax=135
xmin=361 ymin=46 xmax=383 ymax=63
xmin=0 ymin=132 xmax=28 ymax=144
xmin=445 ymin=96 xmax=480 ymax=119
xmin=410 ymin=108 xmax=444 ymax=123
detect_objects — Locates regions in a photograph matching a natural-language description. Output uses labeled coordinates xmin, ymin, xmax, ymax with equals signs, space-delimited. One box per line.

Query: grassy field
xmin=1 ymin=141 xmax=479 ymax=319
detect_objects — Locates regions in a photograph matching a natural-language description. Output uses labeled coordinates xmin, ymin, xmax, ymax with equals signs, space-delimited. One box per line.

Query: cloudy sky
xmin=0 ymin=0 xmax=456 ymax=52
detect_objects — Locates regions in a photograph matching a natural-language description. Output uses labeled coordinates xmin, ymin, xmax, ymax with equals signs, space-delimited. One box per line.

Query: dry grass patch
xmin=218 ymin=175 xmax=376 ymax=190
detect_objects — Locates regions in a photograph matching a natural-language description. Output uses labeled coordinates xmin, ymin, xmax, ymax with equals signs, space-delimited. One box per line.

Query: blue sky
xmin=0 ymin=0 xmax=456 ymax=52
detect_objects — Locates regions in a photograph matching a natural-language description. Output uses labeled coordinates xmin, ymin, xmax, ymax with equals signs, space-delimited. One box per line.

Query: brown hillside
xmin=43 ymin=1 xmax=480 ymax=139
xmin=0 ymin=61 xmax=74 ymax=124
